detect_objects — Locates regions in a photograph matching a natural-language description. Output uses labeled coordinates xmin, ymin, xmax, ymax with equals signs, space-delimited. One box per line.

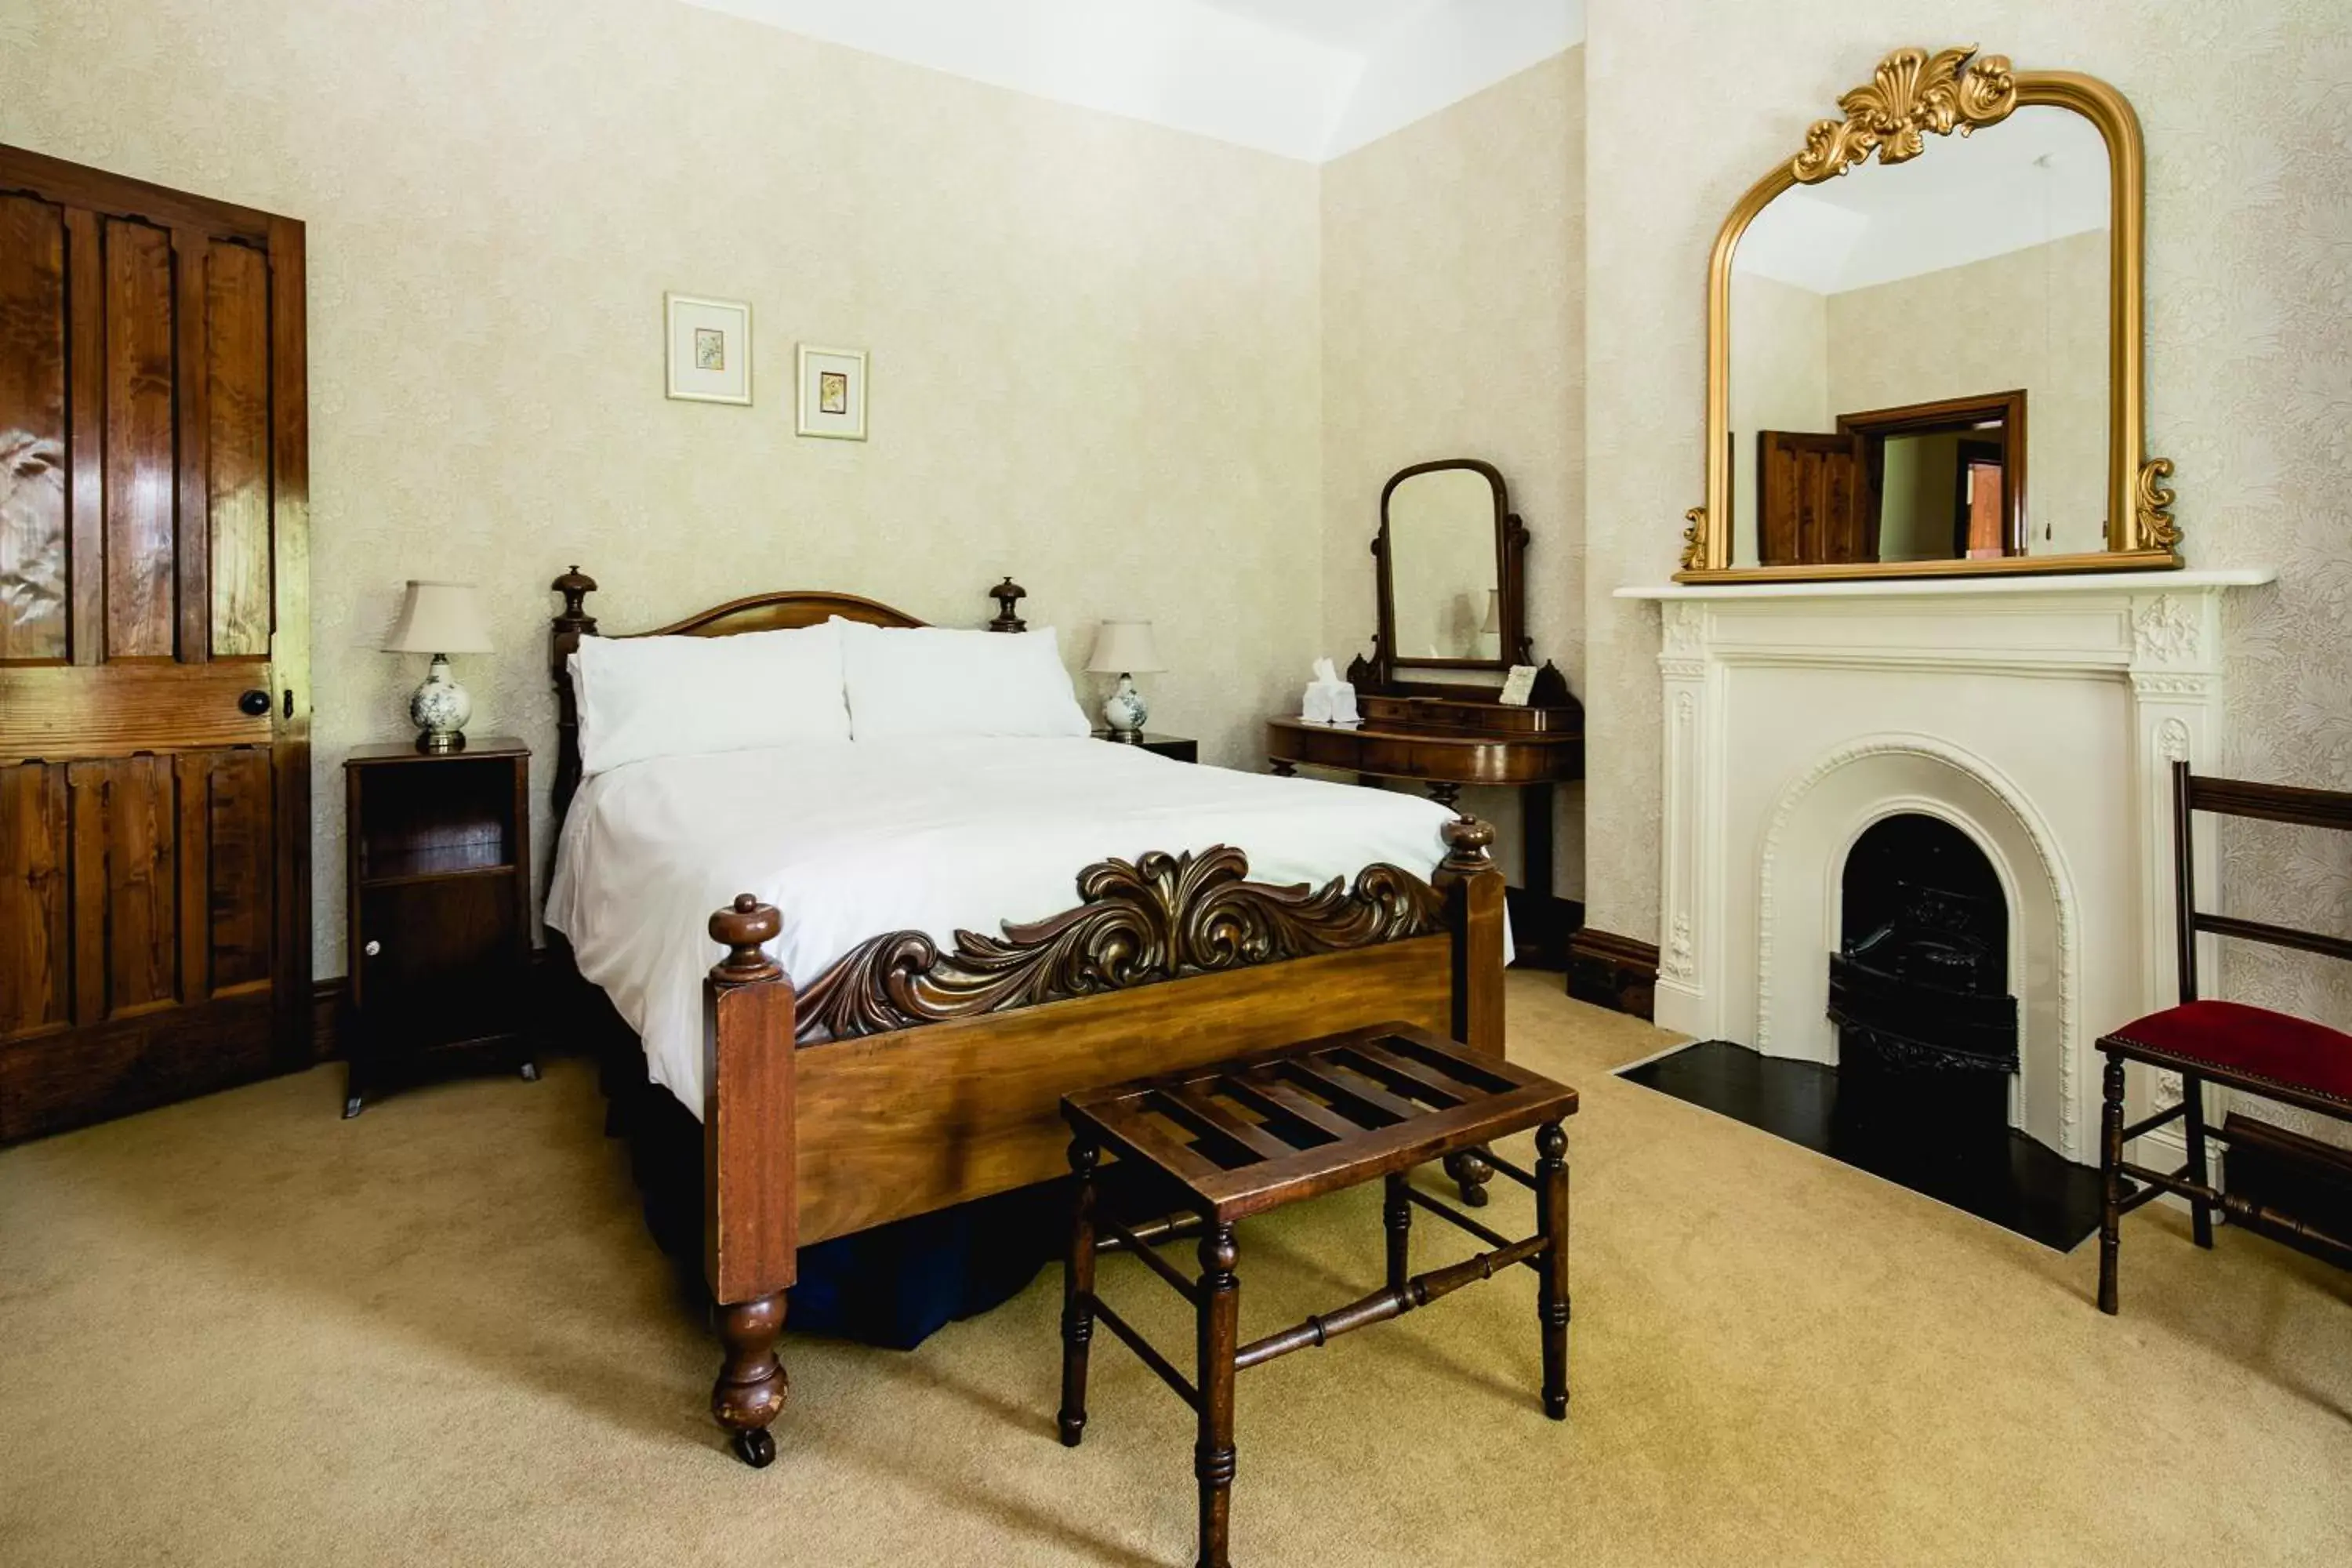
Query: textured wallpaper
xmin=1584 ymin=2 xmax=2352 ymax=1138
xmin=1319 ymin=52 xmax=1585 ymax=900
xmin=1 ymin=0 xmax=1327 ymax=971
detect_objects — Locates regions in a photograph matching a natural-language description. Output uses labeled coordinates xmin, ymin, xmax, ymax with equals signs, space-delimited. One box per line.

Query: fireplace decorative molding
xmin=1618 ymin=568 xmax=2275 ymax=1165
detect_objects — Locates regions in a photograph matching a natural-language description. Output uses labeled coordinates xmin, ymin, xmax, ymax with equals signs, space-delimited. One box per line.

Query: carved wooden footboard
xmin=547 ymin=571 xmax=1509 ymax=1468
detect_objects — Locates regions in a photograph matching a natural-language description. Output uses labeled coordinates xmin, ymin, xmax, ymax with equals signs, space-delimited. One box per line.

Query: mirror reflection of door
xmin=1757 ymin=390 xmax=2024 ymax=566
xmin=1757 ymin=431 xmax=1869 ymax=565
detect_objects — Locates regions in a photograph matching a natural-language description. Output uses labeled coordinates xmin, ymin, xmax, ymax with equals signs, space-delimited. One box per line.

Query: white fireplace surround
xmin=1618 ymin=569 xmax=2277 ymax=1166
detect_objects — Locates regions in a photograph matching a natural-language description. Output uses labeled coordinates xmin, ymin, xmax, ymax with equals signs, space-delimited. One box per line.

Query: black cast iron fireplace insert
xmin=1621 ymin=811 xmax=2103 ymax=1248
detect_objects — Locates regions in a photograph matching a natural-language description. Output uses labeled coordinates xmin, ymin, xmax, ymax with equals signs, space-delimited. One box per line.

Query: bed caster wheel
xmin=730 ymin=1428 xmax=776 ymax=1468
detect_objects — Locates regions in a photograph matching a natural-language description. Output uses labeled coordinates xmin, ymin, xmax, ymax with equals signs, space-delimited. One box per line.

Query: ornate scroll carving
xmin=798 ymin=845 xmax=1450 ymax=1041
xmin=2136 ymin=458 xmax=2180 ymax=550
xmin=1792 ymin=45 xmax=2019 ymax=183
xmin=1680 ymin=507 xmax=1708 ymax=572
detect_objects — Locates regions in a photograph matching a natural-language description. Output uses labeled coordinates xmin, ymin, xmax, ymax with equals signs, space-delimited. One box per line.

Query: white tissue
xmin=1302 ymin=657 xmax=1359 ymax=725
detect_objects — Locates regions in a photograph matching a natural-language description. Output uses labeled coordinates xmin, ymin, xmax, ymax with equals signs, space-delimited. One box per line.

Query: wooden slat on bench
xmin=1156 ymin=1086 xmax=1301 ymax=1163
xmin=1091 ymin=1104 xmax=1232 ymax=1185
xmin=1345 ymin=1040 xmax=1474 ymax=1106
xmin=1289 ymin=1058 xmax=1425 ymax=1124
xmin=1223 ymin=1071 xmax=1363 ymax=1142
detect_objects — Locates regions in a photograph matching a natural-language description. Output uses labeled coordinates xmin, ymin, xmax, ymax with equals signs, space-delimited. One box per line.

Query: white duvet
xmin=545 ymin=739 xmax=1468 ymax=1115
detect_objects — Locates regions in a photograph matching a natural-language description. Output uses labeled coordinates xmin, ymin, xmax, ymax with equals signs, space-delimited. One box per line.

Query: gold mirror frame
xmin=1679 ymin=45 xmax=2180 ymax=583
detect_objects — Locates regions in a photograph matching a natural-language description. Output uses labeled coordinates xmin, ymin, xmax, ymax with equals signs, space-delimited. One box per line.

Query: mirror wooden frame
xmin=1678 ymin=45 xmax=2180 ymax=583
xmin=1374 ymin=458 xmax=1529 ymax=681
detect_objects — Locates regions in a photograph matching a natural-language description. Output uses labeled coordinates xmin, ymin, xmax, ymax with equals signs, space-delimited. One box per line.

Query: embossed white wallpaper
xmin=1 ymin=0 xmax=1327 ymax=971
xmin=1584 ymin=2 xmax=2352 ymax=1140
xmin=1320 ymin=52 xmax=1585 ymax=901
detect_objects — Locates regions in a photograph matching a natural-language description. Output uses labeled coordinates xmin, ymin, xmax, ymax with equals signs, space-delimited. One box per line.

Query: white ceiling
xmin=1195 ymin=0 xmax=1439 ymax=50
xmin=681 ymin=0 xmax=1583 ymax=162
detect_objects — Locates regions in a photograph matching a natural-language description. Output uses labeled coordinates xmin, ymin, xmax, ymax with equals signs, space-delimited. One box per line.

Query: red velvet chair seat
xmin=2103 ymin=1000 xmax=2352 ymax=1108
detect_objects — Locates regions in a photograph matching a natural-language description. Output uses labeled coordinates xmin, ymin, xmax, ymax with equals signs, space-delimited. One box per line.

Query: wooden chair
xmin=2095 ymin=760 xmax=2352 ymax=1313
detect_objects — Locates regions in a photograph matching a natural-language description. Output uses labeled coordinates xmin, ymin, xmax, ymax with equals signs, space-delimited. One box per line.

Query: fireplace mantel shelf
xmin=1617 ymin=568 xmax=2275 ymax=602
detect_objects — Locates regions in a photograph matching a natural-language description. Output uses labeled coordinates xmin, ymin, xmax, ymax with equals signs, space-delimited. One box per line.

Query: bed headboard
xmin=548 ymin=569 xmax=1030 ymax=829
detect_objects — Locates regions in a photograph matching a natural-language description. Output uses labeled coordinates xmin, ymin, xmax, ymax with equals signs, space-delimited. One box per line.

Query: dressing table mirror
xmin=1679 ymin=45 xmax=2182 ymax=582
xmin=1266 ymin=459 xmax=1583 ymax=960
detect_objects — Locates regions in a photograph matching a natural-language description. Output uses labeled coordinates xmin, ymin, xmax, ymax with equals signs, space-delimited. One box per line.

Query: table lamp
xmin=383 ymin=580 xmax=493 ymax=752
xmin=1086 ymin=620 xmax=1165 ymax=742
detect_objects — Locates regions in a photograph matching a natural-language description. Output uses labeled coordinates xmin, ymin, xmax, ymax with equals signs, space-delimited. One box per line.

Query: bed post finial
xmin=710 ymin=895 xmax=784 ymax=984
xmin=988 ymin=575 xmax=1027 ymax=633
xmin=554 ymin=564 xmax=598 ymax=628
xmin=1438 ymin=815 xmax=1497 ymax=878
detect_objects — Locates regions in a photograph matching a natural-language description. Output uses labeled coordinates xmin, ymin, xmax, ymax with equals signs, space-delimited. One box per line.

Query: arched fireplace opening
xmin=1829 ymin=813 xmax=2019 ymax=1154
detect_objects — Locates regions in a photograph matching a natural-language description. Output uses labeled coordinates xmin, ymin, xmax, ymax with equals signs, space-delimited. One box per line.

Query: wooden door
xmin=1757 ymin=430 xmax=1871 ymax=566
xmin=0 ymin=146 xmax=308 ymax=1142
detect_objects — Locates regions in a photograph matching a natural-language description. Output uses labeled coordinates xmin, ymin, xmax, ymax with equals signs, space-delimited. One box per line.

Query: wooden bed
xmin=546 ymin=568 xmax=1509 ymax=1467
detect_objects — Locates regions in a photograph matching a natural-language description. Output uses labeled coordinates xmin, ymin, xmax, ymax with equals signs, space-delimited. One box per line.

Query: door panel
xmin=1759 ymin=430 xmax=1870 ymax=567
xmin=0 ymin=760 xmax=70 ymax=1037
xmin=206 ymin=240 xmax=271 ymax=659
xmin=0 ymin=144 xmax=307 ymax=1143
xmin=103 ymin=218 xmax=178 ymax=659
xmin=0 ymin=193 xmax=66 ymax=661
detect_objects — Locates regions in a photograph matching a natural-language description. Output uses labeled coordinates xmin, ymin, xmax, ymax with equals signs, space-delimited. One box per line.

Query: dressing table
xmin=1266 ymin=459 xmax=1584 ymax=954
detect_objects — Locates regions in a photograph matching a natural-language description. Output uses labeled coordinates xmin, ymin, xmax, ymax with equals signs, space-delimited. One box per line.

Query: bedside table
xmin=1094 ymin=731 xmax=1197 ymax=763
xmin=343 ymin=737 xmax=535 ymax=1117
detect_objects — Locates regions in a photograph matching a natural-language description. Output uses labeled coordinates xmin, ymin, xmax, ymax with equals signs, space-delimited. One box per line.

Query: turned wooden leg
xmin=1269 ymin=759 xmax=1297 ymax=777
xmin=1194 ymin=1222 xmax=1240 ymax=1568
xmin=2181 ymin=1071 xmax=2215 ymax=1249
xmin=1535 ymin=1121 xmax=1571 ymax=1420
xmin=2097 ymin=1054 xmax=2126 ymax=1316
xmin=713 ymin=1291 xmax=789 ymax=1468
xmin=1058 ymin=1139 xmax=1100 ymax=1447
xmin=1383 ymin=1172 xmax=1411 ymax=1291
xmin=1443 ymin=1146 xmax=1497 ymax=1208
xmin=1426 ymin=780 xmax=1464 ymax=810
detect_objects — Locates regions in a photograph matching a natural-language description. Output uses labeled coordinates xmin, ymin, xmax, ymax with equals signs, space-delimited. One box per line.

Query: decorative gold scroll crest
xmin=2136 ymin=458 xmax=2180 ymax=550
xmin=1791 ymin=45 xmax=2019 ymax=183
xmin=1680 ymin=507 xmax=1708 ymax=573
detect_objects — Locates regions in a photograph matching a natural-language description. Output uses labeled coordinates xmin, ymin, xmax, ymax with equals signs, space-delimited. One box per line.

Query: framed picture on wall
xmin=666 ymin=293 xmax=752 ymax=405
xmin=797 ymin=345 xmax=868 ymax=440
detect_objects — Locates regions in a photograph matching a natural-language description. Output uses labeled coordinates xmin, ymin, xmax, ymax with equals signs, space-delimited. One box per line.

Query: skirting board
xmin=2220 ymin=1112 xmax=2352 ymax=1263
xmin=1566 ymin=928 xmax=1658 ymax=1021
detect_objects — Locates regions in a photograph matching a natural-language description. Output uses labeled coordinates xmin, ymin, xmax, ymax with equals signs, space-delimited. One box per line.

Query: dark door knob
xmin=238 ymin=689 xmax=271 ymax=717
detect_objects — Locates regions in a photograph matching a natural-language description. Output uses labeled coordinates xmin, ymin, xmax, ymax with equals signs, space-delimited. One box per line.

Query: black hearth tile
xmin=1621 ymin=1040 xmax=2109 ymax=1251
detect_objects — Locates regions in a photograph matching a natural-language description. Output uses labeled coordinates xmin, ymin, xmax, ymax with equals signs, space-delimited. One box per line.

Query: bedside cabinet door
xmin=355 ymin=878 xmax=525 ymax=1053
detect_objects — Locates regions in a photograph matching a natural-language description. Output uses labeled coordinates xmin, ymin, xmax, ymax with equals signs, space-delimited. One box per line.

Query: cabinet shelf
xmin=357 ymin=860 xmax=518 ymax=891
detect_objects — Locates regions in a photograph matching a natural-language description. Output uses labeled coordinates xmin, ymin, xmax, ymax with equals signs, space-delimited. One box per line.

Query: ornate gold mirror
xmin=1679 ymin=46 xmax=2180 ymax=582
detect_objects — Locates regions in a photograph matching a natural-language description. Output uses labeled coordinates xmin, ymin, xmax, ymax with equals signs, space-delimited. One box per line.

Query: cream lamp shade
xmin=383 ymin=581 xmax=493 ymax=654
xmin=1086 ymin=619 xmax=1165 ymax=674
xmin=1479 ymin=588 xmax=1501 ymax=634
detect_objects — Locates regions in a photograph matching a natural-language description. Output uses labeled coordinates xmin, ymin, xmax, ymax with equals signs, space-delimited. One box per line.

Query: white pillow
xmin=834 ymin=617 xmax=1092 ymax=740
xmin=571 ymin=622 xmax=850 ymax=775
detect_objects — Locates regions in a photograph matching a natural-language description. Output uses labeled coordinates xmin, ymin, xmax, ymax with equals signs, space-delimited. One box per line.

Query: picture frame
xmin=797 ymin=345 xmax=868 ymax=441
xmin=666 ymin=293 xmax=752 ymax=405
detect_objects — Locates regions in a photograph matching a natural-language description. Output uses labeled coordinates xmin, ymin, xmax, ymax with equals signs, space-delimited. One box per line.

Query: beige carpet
xmin=2 ymin=974 xmax=2347 ymax=1567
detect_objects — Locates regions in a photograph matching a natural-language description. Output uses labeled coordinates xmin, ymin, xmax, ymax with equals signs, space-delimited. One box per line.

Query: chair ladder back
xmin=2172 ymin=759 xmax=2199 ymax=1004
xmin=2172 ymin=760 xmax=2352 ymax=1006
